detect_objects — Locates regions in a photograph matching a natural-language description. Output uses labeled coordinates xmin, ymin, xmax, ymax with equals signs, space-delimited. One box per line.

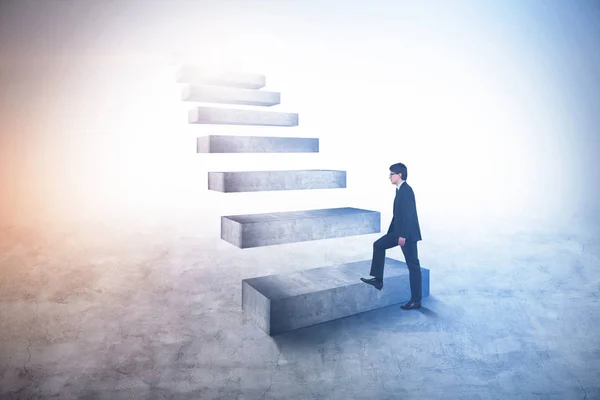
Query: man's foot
xmin=400 ymin=300 xmax=421 ymax=310
xmin=360 ymin=277 xmax=383 ymax=290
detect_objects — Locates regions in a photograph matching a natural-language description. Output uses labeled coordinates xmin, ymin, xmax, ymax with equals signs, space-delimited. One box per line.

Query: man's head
xmin=389 ymin=162 xmax=407 ymax=185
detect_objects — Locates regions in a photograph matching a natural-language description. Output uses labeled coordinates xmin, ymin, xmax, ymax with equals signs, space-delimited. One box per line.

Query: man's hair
xmin=390 ymin=162 xmax=407 ymax=180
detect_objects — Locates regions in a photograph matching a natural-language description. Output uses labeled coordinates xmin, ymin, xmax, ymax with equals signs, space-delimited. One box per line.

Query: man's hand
xmin=398 ymin=237 xmax=406 ymax=247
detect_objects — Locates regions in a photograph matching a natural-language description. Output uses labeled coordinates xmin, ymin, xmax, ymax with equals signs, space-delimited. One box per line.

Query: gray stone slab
xmin=189 ymin=106 xmax=298 ymax=126
xmin=242 ymin=257 xmax=431 ymax=335
xmin=182 ymin=84 xmax=280 ymax=106
xmin=221 ymin=207 xmax=380 ymax=248
xmin=208 ymin=170 xmax=346 ymax=192
xmin=197 ymin=135 xmax=318 ymax=153
xmin=176 ymin=66 xmax=266 ymax=89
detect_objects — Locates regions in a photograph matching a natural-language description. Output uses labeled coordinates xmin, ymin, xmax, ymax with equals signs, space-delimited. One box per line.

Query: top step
xmin=176 ymin=66 xmax=266 ymax=89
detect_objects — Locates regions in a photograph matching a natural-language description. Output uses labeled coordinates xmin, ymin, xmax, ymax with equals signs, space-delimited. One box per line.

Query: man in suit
xmin=361 ymin=162 xmax=423 ymax=310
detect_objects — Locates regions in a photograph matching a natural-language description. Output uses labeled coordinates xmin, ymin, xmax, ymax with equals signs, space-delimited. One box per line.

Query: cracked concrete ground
xmin=1 ymin=209 xmax=599 ymax=399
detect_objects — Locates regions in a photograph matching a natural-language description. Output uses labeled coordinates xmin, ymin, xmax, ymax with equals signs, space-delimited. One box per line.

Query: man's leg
xmin=369 ymin=234 xmax=398 ymax=279
xmin=361 ymin=234 xmax=398 ymax=289
xmin=401 ymin=240 xmax=422 ymax=306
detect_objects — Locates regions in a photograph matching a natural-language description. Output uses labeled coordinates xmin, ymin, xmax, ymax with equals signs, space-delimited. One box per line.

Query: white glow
xmin=1 ymin=0 xmax=597 ymax=231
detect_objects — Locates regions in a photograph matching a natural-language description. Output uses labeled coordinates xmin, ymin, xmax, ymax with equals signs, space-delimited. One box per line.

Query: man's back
xmin=392 ymin=182 xmax=422 ymax=242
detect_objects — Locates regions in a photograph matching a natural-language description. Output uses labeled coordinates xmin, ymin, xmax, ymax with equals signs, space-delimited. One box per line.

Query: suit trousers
xmin=369 ymin=234 xmax=422 ymax=302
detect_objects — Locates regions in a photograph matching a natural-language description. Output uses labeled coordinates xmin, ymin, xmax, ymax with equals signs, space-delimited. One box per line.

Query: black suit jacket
xmin=387 ymin=182 xmax=422 ymax=242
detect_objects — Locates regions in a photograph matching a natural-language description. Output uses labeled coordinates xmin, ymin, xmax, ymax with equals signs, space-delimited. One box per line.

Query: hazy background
xmin=1 ymin=0 xmax=599 ymax=234
xmin=1 ymin=2 xmax=600 ymax=398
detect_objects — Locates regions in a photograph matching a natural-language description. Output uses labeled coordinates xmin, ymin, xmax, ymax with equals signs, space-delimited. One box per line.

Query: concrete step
xmin=182 ymin=84 xmax=280 ymax=106
xmin=189 ymin=106 xmax=298 ymax=126
xmin=242 ymin=257 xmax=431 ymax=335
xmin=197 ymin=135 xmax=318 ymax=153
xmin=176 ymin=66 xmax=266 ymax=89
xmin=221 ymin=207 xmax=380 ymax=248
xmin=208 ymin=170 xmax=346 ymax=192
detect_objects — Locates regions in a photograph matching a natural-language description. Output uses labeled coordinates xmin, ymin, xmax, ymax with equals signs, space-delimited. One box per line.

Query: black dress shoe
xmin=360 ymin=277 xmax=383 ymax=290
xmin=400 ymin=300 xmax=421 ymax=310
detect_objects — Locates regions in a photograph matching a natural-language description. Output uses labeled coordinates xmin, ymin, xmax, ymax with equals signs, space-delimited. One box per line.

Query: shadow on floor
xmin=267 ymin=295 xmax=463 ymax=353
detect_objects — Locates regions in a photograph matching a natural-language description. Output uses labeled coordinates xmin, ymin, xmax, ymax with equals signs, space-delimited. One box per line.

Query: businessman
xmin=361 ymin=162 xmax=423 ymax=310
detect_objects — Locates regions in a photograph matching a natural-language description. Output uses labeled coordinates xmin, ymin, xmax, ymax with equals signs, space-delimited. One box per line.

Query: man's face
xmin=389 ymin=171 xmax=402 ymax=185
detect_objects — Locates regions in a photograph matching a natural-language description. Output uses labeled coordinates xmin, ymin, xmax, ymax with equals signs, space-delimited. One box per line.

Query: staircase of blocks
xmin=174 ymin=66 xmax=430 ymax=335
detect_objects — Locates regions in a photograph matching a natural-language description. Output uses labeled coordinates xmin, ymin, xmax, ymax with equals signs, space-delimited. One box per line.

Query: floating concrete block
xmin=242 ymin=257 xmax=431 ymax=335
xmin=176 ymin=66 xmax=266 ymax=89
xmin=189 ymin=106 xmax=298 ymax=126
xmin=182 ymin=84 xmax=280 ymax=106
xmin=208 ymin=170 xmax=346 ymax=192
xmin=221 ymin=207 xmax=380 ymax=248
xmin=197 ymin=135 xmax=318 ymax=153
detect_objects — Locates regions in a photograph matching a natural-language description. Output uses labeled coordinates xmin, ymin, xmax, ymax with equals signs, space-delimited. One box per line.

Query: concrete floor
xmin=1 ymin=210 xmax=599 ymax=400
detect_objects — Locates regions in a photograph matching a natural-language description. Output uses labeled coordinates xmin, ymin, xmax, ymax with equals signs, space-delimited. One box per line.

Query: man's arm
xmin=396 ymin=189 xmax=416 ymax=240
xmin=393 ymin=195 xmax=403 ymax=238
